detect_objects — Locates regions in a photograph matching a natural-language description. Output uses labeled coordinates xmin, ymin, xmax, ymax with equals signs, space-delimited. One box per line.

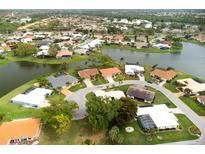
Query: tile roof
xmin=0 ymin=118 xmax=41 ymax=145
xmin=151 ymin=68 xmax=176 ymax=80
xmin=100 ymin=67 xmax=121 ymax=77
xmin=78 ymin=68 xmax=99 ymax=79
xmin=56 ymin=50 xmax=73 ymax=58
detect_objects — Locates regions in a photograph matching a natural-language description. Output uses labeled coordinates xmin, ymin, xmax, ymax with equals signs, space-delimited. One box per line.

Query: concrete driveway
xmin=83 ymin=79 xmax=94 ymax=87
xmin=66 ymin=80 xmax=205 ymax=145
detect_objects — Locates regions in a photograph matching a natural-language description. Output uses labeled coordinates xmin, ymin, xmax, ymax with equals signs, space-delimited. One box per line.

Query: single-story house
xmin=153 ymin=43 xmax=171 ymax=50
xmin=100 ymin=67 xmax=121 ymax=78
xmin=135 ymin=42 xmax=148 ymax=49
xmin=74 ymin=48 xmax=88 ymax=55
xmin=113 ymin=35 xmax=124 ymax=43
xmin=36 ymin=45 xmax=49 ymax=56
xmin=176 ymin=78 xmax=205 ymax=94
xmin=94 ymin=90 xmax=125 ymax=100
xmin=197 ymin=96 xmax=205 ymax=105
xmin=78 ymin=68 xmax=99 ymax=79
xmin=151 ymin=68 xmax=177 ymax=81
xmin=56 ymin=50 xmax=73 ymax=59
xmin=0 ymin=118 xmax=41 ymax=145
xmin=137 ymin=104 xmax=179 ymax=130
xmin=127 ymin=85 xmax=155 ymax=103
xmin=11 ymin=88 xmax=52 ymax=108
xmin=125 ymin=65 xmax=145 ymax=75
xmin=47 ymin=73 xmax=78 ymax=89
xmin=21 ymin=37 xmax=32 ymax=43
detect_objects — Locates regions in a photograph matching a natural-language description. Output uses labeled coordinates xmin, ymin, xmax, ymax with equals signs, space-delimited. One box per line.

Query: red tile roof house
xmin=78 ymin=68 xmax=99 ymax=80
xmin=151 ymin=68 xmax=177 ymax=81
xmin=113 ymin=35 xmax=124 ymax=44
xmin=56 ymin=50 xmax=73 ymax=59
xmin=0 ymin=118 xmax=41 ymax=145
xmin=100 ymin=67 xmax=122 ymax=79
xmin=197 ymin=96 xmax=205 ymax=105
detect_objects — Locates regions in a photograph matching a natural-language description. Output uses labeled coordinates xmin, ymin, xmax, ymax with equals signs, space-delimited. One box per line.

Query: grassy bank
xmin=0 ymin=79 xmax=39 ymax=121
xmin=0 ymin=59 xmax=10 ymax=67
xmin=5 ymin=54 xmax=88 ymax=65
xmin=101 ymin=44 xmax=182 ymax=54
xmin=183 ymin=39 xmax=205 ymax=47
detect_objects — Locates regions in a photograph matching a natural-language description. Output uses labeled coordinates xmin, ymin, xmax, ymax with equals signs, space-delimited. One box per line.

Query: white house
xmin=153 ymin=43 xmax=171 ymax=50
xmin=137 ymin=104 xmax=179 ymax=130
xmin=145 ymin=23 xmax=152 ymax=29
xmin=94 ymin=90 xmax=125 ymax=100
xmin=74 ymin=48 xmax=88 ymax=55
xmin=21 ymin=38 xmax=32 ymax=43
xmin=125 ymin=65 xmax=145 ymax=75
xmin=36 ymin=45 xmax=49 ymax=56
xmin=11 ymin=88 xmax=52 ymax=108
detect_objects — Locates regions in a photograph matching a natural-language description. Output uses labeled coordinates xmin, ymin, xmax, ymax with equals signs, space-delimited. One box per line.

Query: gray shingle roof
xmin=47 ymin=74 xmax=78 ymax=89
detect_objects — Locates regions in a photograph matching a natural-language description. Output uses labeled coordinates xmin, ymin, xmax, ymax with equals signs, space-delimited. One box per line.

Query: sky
xmin=0 ymin=0 xmax=205 ymax=9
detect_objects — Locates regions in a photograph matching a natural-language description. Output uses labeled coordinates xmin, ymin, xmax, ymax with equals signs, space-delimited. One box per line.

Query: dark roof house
xmin=127 ymin=85 xmax=155 ymax=103
xmin=47 ymin=72 xmax=79 ymax=89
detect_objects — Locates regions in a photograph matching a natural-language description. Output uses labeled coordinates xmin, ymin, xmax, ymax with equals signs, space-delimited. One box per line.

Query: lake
xmin=103 ymin=42 xmax=205 ymax=79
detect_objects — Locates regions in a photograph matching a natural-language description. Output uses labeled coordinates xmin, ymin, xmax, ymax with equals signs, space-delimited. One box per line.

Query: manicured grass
xmin=180 ymin=96 xmax=205 ymax=116
xmin=69 ymin=82 xmax=87 ymax=92
xmin=39 ymin=118 xmax=107 ymax=145
xmin=118 ymin=114 xmax=199 ymax=145
xmin=101 ymin=44 xmax=182 ymax=54
xmin=47 ymin=92 xmax=65 ymax=104
xmin=146 ymin=87 xmax=176 ymax=108
xmin=141 ymin=64 xmax=153 ymax=81
xmin=92 ymin=76 xmax=108 ymax=85
xmin=114 ymin=73 xmax=139 ymax=82
xmin=0 ymin=79 xmax=39 ymax=121
xmin=6 ymin=54 xmax=88 ymax=65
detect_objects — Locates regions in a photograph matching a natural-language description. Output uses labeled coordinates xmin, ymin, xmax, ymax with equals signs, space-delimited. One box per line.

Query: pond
xmin=103 ymin=42 xmax=205 ymax=79
xmin=0 ymin=60 xmax=97 ymax=97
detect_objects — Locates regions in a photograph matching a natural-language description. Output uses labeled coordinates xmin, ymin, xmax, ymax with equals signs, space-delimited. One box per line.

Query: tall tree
xmin=14 ymin=43 xmax=37 ymax=57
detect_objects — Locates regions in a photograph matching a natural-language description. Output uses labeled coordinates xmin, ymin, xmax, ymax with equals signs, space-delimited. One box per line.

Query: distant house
xmin=100 ymin=67 xmax=121 ymax=78
xmin=21 ymin=37 xmax=32 ymax=43
xmin=47 ymin=72 xmax=78 ymax=89
xmin=113 ymin=35 xmax=124 ymax=44
xmin=135 ymin=42 xmax=148 ymax=49
xmin=0 ymin=118 xmax=41 ymax=145
xmin=125 ymin=65 xmax=144 ymax=75
xmin=153 ymin=43 xmax=171 ymax=50
xmin=78 ymin=68 xmax=99 ymax=79
xmin=127 ymin=85 xmax=155 ymax=103
xmin=151 ymin=68 xmax=176 ymax=81
xmin=177 ymin=78 xmax=205 ymax=94
xmin=74 ymin=48 xmax=88 ymax=55
xmin=197 ymin=96 xmax=205 ymax=105
xmin=56 ymin=50 xmax=73 ymax=59
xmin=36 ymin=45 xmax=50 ymax=57
xmin=11 ymin=88 xmax=52 ymax=108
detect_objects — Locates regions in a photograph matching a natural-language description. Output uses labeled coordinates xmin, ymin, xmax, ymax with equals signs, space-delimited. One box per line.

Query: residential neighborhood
xmin=0 ymin=9 xmax=205 ymax=146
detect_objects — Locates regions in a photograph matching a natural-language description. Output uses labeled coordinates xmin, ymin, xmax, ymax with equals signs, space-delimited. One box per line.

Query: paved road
xmin=66 ymin=80 xmax=205 ymax=145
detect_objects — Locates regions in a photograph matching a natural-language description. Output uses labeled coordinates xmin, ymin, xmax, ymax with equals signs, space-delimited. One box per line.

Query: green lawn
xmin=0 ymin=79 xmax=39 ymax=121
xmin=69 ymin=82 xmax=87 ymax=92
xmin=180 ymin=96 xmax=205 ymax=116
xmin=6 ymin=54 xmax=88 ymax=65
xmin=92 ymin=76 xmax=108 ymax=85
xmin=118 ymin=114 xmax=199 ymax=145
xmin=141 ymin=64 xmax=153 ymax=81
